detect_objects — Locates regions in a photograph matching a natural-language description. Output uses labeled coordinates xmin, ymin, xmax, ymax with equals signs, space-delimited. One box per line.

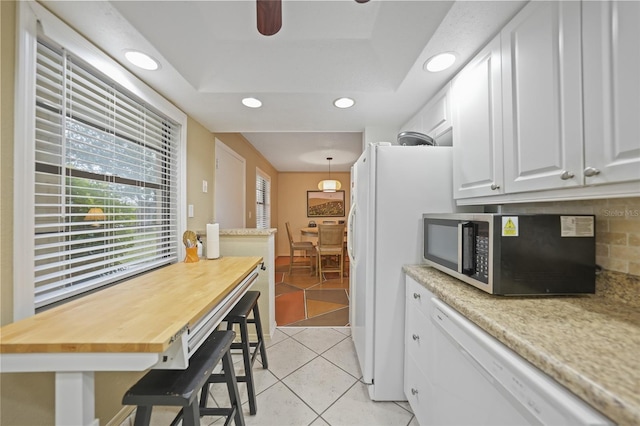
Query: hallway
xmin=274 ymin=256 xmax=350 ymax=327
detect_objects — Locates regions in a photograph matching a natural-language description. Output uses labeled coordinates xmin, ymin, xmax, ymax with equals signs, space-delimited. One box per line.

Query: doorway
xmin=215 ymin=139 xmax=246 ymax=228
xmin=274 ymin=256 xmax=350 ymax=326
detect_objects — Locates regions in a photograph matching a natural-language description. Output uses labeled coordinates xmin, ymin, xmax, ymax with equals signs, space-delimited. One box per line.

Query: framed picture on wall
xmin=307 ymin=190 xmax=345 ymax=217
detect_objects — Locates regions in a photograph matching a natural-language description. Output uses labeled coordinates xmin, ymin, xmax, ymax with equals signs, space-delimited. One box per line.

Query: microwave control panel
xmin=474 ymin=234 xmax=489 ymax=282
xmin=464 ymin=221 xmax=489 ymax=284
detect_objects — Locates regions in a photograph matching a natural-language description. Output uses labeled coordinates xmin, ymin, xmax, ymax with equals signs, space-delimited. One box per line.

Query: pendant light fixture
xmin=318 ymin=157 xmax=342 ymax=192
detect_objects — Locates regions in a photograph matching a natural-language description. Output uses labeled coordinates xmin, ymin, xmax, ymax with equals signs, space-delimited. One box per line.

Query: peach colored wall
xmin=277 ymin=172 xmax=351 ymax=257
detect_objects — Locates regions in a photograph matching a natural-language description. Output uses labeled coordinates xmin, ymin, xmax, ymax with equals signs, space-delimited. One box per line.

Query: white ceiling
xmin=40 ymin=0 xmax=527 ymax=172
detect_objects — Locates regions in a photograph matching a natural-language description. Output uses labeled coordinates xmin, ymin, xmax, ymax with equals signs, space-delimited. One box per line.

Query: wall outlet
xmin=202 ymin=180 xmax=208 ymax=193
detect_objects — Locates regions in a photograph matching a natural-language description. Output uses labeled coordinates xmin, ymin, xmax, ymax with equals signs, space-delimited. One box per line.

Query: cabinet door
xmin=422 ymin=83 xmax=452 ymax=140
xmin=404 ymin=276 xmax=437 ymax=425
xmin=452 ymin=36 xmax=504 ymax=199
xmin=502 ymin=1 xmax=583 ymax=193
xmin=400 ymin=83 xmax=451 ymax=142
xmin=400 ymin=111 xmax=424 ymax=136
xmin=583 ymin=1 xmax=640 ymax=185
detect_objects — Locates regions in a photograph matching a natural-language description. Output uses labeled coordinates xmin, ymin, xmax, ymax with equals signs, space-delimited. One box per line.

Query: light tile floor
xmin=122 ymin=327 xmax=417 ymax=426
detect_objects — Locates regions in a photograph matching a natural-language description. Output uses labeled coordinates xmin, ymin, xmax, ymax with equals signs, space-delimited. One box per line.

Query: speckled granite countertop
xmin=220 ymin=228 xmax=277 ymax=236
xmin=404 ymin=265 xmax=640 ymax=426
xmin=197 ymin=228 xmax=277 ymax=237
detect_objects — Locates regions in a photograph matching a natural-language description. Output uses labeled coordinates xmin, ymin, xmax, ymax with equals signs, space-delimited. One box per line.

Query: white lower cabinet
xmin=404 ymin=275 xmax=612 ymax=426
xmin=404 ymin=276 xmax=436 ymax=426
xmin=404 ymin=355 xmax=430 ymax=423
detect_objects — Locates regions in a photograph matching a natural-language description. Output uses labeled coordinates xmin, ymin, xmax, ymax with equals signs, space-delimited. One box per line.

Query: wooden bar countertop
xmin=0 ymin=256 xmax=262 ymax=355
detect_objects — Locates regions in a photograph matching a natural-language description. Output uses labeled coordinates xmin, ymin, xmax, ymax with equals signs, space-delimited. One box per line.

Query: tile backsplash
xmin=500 ymin=197 xmax=640 ymax=277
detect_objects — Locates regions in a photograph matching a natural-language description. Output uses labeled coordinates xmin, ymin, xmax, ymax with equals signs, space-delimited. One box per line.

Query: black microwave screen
xmin=425 ymin=223 xmax=458 ymax=267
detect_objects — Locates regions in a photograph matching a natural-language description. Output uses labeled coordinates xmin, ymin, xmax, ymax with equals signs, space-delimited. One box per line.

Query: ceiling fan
xmin=257 ymin=0 xmax=370 ymax=36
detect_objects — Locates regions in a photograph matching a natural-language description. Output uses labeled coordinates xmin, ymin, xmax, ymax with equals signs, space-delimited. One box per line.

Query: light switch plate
xmin=202 ymin=180 xmax=208 ymax=193
xmin=188 ymin=204 xmax=194 ymax=217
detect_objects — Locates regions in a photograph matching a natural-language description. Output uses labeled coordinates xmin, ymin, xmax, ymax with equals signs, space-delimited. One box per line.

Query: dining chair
xmin=316 ymin=224 xmax=345 ymax=283
xmin=285 ymin=222 xmax=316 ymax=275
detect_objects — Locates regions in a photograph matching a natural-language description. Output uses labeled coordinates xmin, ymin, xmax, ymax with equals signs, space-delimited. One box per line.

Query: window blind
xmin=34 ymin=40 xmax=180 ymax=308
xmin=256 ymin=169 xmax=271 ymax=229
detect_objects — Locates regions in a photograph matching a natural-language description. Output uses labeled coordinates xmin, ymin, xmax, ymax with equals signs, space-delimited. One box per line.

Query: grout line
xmin=303 ymin=289 xmax=309 ymax=319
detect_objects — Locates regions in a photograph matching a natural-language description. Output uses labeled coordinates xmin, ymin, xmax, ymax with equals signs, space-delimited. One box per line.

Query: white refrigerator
xmin=347 ymin=142 xmax=457 ymax=401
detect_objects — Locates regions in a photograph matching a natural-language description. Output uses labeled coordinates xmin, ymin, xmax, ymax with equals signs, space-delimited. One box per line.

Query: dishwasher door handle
xmin=432 ymin=303 xmax=495 ymax=385
xmin=459 ymin=346 xmax=495 ymax=385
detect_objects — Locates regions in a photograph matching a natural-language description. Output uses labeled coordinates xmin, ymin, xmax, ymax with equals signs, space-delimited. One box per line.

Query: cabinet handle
xmin=584 ymin=167 xmax=601 ymax=177
xmin=411 ymin=388 xmax=419 ymax=395
xmin=412 ymin=334 xmax=420 ymax=341
xmin=413 ymin=293 xmax=421 ymax=300
xmin=560 ymin=170 xmax=574 ymax=180
xmin=490 ymin=183 xmax=500 ymax=190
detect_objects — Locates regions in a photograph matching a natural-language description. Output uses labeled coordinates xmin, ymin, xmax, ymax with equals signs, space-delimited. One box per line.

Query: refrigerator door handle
xmin=347 ymin=203 xmax=356 ymax=264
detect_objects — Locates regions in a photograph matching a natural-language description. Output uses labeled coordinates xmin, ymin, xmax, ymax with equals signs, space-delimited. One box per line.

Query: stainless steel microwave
xmin=422 ymin=213 xmax=596 ymax=295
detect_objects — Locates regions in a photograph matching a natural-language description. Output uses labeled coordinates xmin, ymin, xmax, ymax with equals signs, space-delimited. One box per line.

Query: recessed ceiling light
xmin=424 ymin=52 xmax=457 ymax=73
xmin=333 ymin=97 xmax=355 ymax=109
xmin=124 ymin=50 xmax=159 ymax=71
xmin=242 ymin=97 xmax=262 ymax=108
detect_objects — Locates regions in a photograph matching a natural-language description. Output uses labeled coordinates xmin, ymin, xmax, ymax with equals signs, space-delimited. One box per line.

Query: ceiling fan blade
xmin=355 ymin=0 xmax=370 ymax=3
xmin=257 ymin=0 xmax=282 ymax=36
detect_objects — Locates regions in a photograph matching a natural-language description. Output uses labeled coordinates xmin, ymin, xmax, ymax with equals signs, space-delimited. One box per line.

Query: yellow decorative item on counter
xmin=183 ymin=230 xmax=199 ymax=263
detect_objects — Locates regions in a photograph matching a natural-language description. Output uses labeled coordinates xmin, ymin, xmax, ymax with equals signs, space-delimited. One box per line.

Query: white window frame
xmin=256 ymin=168 xmax=271 ymax=229
xmin=13 ymin=1 xmax=187 ymax=320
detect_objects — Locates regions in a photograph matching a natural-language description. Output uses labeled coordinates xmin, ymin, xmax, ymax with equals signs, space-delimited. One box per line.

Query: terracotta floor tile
xmin=282 ymin=274 xmax=321 ymax=289
xmin=322 ymin=271 xmax=349 ymax=280
xmin=306 ymin=299 xmax=347 ymax=318
xmin=311 ymin=279 xmax=350 ymax=290
xmin=306 ymin=289 xmax=349 ymax=305
xmin=275 ymin=256 xmax=350 ymax=327
xmin=276 ymin=282 xmax=302 ymax=296
xmin=290 ymin=307 xmax=350 ymax=327
xmin=275 ymin=290 xmax=306 ymax=326
xmin=275 ymin=256 xmax=290 ymax=266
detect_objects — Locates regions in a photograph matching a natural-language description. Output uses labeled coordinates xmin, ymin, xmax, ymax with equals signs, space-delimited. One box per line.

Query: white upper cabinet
xmin=400 ymin=83 xmax=452 ymax=142
xmin=422 ymin=83 xmax=452 ymax=141
xmin=451 ymin=0 xmax=639 ymax=203
xmin=452 ymin=36 xmax=504 ymax=199
xmin=501 ymin=1 xmax=583 ymax=193
xmin=401 ymin=111 xmax=423 ymax=137
xmin=582 ymin=1 xmax=640 ymax=185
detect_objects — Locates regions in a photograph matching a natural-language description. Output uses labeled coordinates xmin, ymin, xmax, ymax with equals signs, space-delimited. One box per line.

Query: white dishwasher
xmin=427 ymin=298 xmax=612 ymax=426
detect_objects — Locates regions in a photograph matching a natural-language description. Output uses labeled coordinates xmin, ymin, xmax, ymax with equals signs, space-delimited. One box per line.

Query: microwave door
xmin=460 ymin=222 xmax=477 ymax=276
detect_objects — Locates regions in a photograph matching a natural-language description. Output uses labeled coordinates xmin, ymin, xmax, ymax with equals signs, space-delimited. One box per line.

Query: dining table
xmin=0 ymin=256 xmax=263 ymax=426
xmin=300 ymin=225 xmax=347 ymax=237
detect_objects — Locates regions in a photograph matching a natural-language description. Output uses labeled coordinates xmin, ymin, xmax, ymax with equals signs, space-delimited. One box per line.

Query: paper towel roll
xmin=206 ymin=223 xmax=220 ymax=259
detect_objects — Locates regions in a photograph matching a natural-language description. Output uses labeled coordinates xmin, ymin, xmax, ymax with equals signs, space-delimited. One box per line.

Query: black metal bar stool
xmin=222 ymin=290 xmax=268 ymax=415
xmin=122 ymin=330 xmax=244 ymax=426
